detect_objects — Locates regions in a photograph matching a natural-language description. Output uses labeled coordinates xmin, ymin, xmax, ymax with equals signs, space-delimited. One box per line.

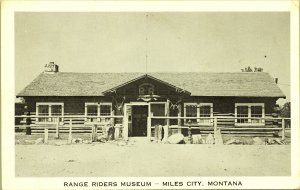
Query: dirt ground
xmin=15 ymin=137 xmax=291 ymax=177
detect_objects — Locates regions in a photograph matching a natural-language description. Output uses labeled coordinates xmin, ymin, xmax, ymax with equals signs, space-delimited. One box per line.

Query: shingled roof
xmin=17 ymin=72 xmax=285 ymax=98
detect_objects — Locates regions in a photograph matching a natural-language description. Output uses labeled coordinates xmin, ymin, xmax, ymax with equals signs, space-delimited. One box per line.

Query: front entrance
xmin=131 ymin=105 xmax=148 ymax=137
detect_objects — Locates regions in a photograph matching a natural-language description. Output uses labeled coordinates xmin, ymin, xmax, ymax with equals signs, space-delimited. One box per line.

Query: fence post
xmin=111 ymin=110 xmax=115 ymax=126
xmin=147 ymin=114 xmax=152 ymax=142
xmin=177 ymin=112 xmax=182 ymax=134
xmin=115 ymin=126 xmax=120 ymax=139
xmin=123 ymin=115 xmax=129 ymax=141
xmin=26 ymin=114 xmax=31 ymax=135
xmin=162 ymin=124 xmax=169 ymax=142
xmin=68 ymin=119 xmax=72 ymax=144
xmin=44 ymin=128 xmax=48 ymax=144
xmin=187 ymin=120 xmax=192 ymax=144
xmin=110 ymin=111 xmax=115 ymax=140
xmin=166 ymin=99 xmax=170 ymax=127
xmin=55 ymin=117 xmax=60 ymax=139
xmin=281 ymin=118 xmax=285 ymax=141
xmin=26 ymin=125 xmax=31 ymax=135
xmin=157 ymin=125 xmax=163 ymax=143
xmin=214 ymin=117 xmax=217 ymax=140
xmin=91 ymin=124 xmax=98 ymax=142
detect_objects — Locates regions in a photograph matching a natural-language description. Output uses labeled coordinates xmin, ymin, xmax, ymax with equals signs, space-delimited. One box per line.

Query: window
xmin=235 ymin=103 xmax=264 ymax=125
xmin=85 ymin=103 xmax=112 ymax=123
xmin=237 ymin=106 xmax=248 ymax=123
xmin=100 ymin=104 xmax=112 ymax=123
xmin=87 ymin=105 xmax=98 ymax=116
xmin=251 ymin=106 xmax=263 ymax=123
xmin=36 ymin=103 xmax=64 ymax=123
xmin=100 ymin=105 xmax=111 ymax=116
xmin=86 ymin=105 xmax=98 ymax=122
xmin=52 ymin=105 xmax=62 ymax=116
xmin=185 ymin=104 xmax=197 ymax=123
xmin=199 ymin=105 xmax=212 ymax=124
xmin=184 ymin=103 xmax=213 ymax=125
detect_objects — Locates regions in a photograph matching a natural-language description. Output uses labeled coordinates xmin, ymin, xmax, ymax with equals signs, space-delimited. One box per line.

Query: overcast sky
xmin=15 ymin=12 xmax=290 ymax=105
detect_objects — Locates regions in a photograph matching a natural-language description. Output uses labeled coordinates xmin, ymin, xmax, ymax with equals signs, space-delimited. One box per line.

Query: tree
xmin=279 ymin=102 xmax=291 ymax=129
xmin=241 ymin=66 xmax=263 ymax=72
xmin=279 ymin=102 xmax=290 ymax=118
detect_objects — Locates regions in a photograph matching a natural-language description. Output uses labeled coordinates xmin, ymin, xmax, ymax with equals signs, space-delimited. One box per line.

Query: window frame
xmin=235 ymin=103 xmax=265 ymax=126
xmin=84 ymin=102 xmax=112 ymax=123
xmin=184 ymin=103 xmax=213 ymax=125
xmin=36 ymin=102 xmax=64 ymax=123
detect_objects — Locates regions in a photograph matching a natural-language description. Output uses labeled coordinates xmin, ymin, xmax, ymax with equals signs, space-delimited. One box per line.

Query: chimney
xmin=275 ymin=78 xmax=278 ymax=84
xmin=44 ymin=62 xmax=59 ymax=73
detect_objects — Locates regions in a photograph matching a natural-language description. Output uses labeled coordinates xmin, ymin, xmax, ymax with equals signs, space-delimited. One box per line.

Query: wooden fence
xmin=15 ymin=115 xmax=290 ymax=143
xmin=147 ymin=115 xmax=291 ymax=142
xmin=15 ymin=115 xmax=124 ymax=142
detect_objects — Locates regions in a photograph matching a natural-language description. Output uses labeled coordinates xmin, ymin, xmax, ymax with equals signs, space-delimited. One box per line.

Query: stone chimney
xmin=44 ymin=62 xmax=59 ymax=73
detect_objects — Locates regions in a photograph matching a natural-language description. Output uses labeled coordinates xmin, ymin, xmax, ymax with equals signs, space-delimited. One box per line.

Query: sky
xmin=15 ymin=12 xmax=290 ymax=105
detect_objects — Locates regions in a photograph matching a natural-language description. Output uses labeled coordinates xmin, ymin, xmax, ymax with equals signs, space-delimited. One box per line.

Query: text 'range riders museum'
xmin=16 ymin=62 xmax=286 ymax=140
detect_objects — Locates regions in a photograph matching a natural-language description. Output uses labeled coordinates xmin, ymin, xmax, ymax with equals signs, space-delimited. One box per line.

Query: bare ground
xmin=15 ymin=140 xmax=291 ymax=177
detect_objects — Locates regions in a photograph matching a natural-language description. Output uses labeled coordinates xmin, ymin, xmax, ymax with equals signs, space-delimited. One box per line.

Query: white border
xmin=1 ymin=1 xmax=299 ymax=190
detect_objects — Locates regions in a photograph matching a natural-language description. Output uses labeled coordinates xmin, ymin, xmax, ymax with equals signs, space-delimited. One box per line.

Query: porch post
xmin=178 ymin=104 xmax=182 ymax=134
xmin=281 ymin=118 xmax=285 ymax=141
xmin=68 ymin=119 xmax=72 ymax=144
xmin=166 ymin=99 xmax=170 ymax=126
xmin=36 ymin=104 xmax=39 ymax=123
xmin=123 ymin=115 xmax=129 ymax=141
xmin=147 ymin=113 xmax=152 ymax=142
xmin=111 ymin=110 xmax=115 ymax=126
xmin=55 ymin=117 xmax=60 ymax=139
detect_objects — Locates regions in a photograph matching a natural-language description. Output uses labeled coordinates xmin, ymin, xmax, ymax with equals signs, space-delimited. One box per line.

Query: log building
xmin=17 ymin=62 xmax=286 ymax=138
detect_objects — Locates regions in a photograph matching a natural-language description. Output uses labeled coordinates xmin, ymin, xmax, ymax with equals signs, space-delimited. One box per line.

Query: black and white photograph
xmin=1 ymin=1 xmax=299 ymax=190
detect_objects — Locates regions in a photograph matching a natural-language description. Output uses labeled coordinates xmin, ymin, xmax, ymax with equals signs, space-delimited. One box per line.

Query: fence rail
xmin=15 ymin=115 xmax=124 ymax=142
xmin=147 ymin=115 xmax=291 ymax=142
xmin=15 ymin=114 xmax=291 ymax=144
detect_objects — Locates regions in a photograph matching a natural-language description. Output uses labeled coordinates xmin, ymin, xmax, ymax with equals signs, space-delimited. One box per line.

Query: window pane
xmin=87 ymin=105 xmax=97 ymax=116
xmin=237 ymin=106 xmax=248 ymax=123
xmin=87 ymin=105 xmax=98 ymax=122
xmin=38 ymin=105 xmax=49 ymax=122
xmin=38 ymin=105 xmax=49 ymax=115
xmin=100 ymin=105 xmax=111 ymax=116
xmin=199 ymin=105 xmax=211 ymax=124
xmin=100 ymin=105 xmax=111 ymax=123
xmin=186 ymin=105 xmax=197 ymax=123
xmin=251 ymin=106 xmax=262 ymax=117
xmin=52 ymin=105 xmax=63 ymax=122
xmin=251 ymin=106 xmax=263 ymax=123
xmin=200 ymin=106 xmax=211 ymax=117
xmin=52 ymin=105 xmax=62 ymax=116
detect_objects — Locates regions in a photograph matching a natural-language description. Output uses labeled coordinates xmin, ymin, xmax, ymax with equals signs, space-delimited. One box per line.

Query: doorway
xmin=131 ymin=105 xmax=148 ymax=137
